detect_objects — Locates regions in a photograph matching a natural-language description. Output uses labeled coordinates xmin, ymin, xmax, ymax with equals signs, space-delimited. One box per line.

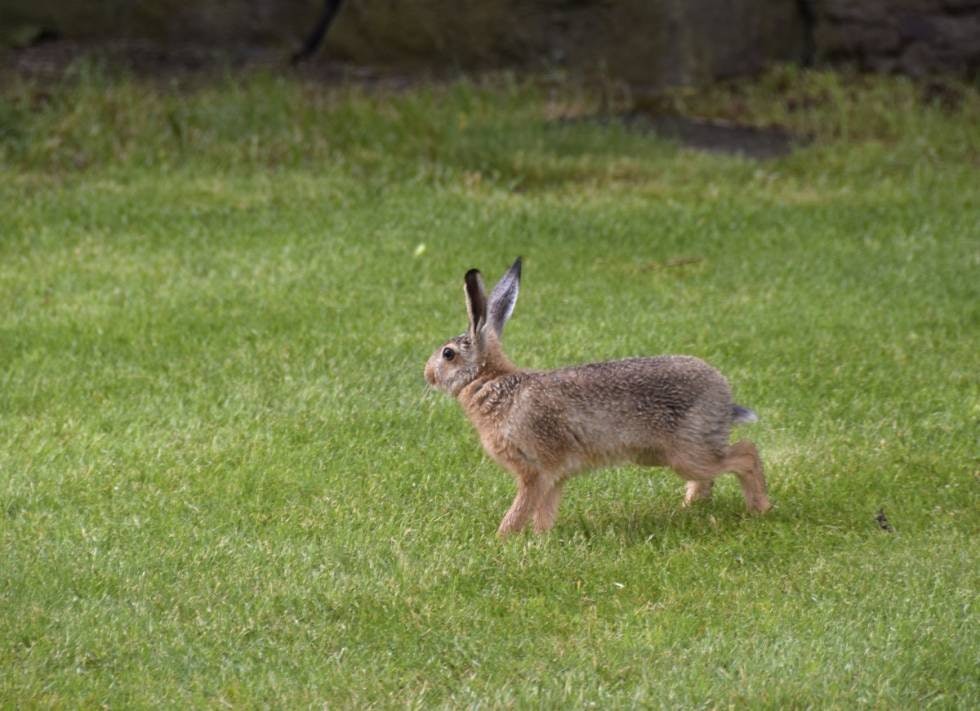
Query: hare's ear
xmin=487 ymin=257 xmax=521 ymax=336
xmin=464 ymin=268 xmax=487 ymax=344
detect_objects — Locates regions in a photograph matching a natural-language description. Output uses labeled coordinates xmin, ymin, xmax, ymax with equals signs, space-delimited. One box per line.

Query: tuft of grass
xmin=1 ymin=66 xmax=978 ymax=707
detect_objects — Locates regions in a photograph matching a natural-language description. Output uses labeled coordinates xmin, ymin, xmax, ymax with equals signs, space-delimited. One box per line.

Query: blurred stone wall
xmin=812 ymin=0 xmax=980 ymax=76
xmin=1 ymin=0 xmax=977 ymax=81
xmin=325 ymin=0 xmax=807 ymax=87
xmin=0 ymin=0 xmax=312 ymax=44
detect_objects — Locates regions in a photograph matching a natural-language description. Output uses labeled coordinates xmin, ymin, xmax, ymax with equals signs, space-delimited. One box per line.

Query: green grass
xmin=1 ymin=65 xmax=978 ymax=707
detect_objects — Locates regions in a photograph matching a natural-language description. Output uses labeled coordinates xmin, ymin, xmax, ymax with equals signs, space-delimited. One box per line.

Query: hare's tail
xmin=731 ymin=404 xmax=758 ymax=424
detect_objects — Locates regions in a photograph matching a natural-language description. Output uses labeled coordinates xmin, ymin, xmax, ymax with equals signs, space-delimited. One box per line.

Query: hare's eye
xmin=442 ymin=347 xmax=455 ymax=361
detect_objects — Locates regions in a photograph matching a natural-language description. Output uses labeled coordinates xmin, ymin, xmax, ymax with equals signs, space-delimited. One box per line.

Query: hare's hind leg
xmin=725 ymin=440 xmax=770 ymax=513
xmin=684 ymin=480 xmax=714 ymax=506
xmin=670 ymin=440 xmax=769 ymax=513
xmin=533 ymin=481 xmax=566 ymax=533
xmin=668 ymin=454 xmax=721 ymax=508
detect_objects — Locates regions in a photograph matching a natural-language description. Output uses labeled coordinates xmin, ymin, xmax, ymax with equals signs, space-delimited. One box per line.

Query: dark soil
xmin=4 ymin=38 xmax=806 ymax=159
xmin=622 ymin=113 xmax=806 ymax=159
xmin=0 ymin=39 xmax=413 ymax=89
xmin=558 ymin=112 xmax=807 ymax=160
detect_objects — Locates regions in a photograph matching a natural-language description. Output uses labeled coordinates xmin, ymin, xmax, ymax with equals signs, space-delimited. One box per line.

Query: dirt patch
xmin=559 ymin=112 xmax=807 ymax=160
xmin=2 ymin=39 xmax=270 ymax=80
xmin=623 ymin=113 xmax=806 ymax=159
xmin=0 ymin=39 xmax=415 ymax=90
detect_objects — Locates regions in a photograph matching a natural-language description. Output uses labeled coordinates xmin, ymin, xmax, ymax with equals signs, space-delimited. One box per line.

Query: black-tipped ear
xmin=464 ymin=268 xmax=487 ymax=341
xmin=487 ymin=257 xmax=521 ymax=336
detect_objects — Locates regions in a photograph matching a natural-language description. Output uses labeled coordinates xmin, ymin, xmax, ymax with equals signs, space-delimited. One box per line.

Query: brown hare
xmin=425 ymin=258 xmax=770 ymax=537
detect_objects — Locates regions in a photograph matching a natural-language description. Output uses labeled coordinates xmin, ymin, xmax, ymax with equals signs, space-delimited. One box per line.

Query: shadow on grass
xmin=544 ymin=480 xmax=890 ymax=553
xmin=561 ymin=501 xmax=759 ymax=546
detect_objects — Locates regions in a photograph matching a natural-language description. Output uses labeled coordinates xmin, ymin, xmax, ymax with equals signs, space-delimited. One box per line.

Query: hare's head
xmin=425 ymin=257 xmax=522 ymax=397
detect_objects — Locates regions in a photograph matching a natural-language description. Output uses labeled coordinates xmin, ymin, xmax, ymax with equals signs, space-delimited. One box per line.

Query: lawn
xmin=1 ymin=65 xmax=977 ymax=707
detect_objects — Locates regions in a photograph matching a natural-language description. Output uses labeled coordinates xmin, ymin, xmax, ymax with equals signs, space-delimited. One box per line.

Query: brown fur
xmin=425 ymin=259 xmax=769 ymax=537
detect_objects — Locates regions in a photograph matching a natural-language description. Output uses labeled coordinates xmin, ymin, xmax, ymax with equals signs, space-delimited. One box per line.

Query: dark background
xmin=2 ymin=1 xmax=978 ymax=85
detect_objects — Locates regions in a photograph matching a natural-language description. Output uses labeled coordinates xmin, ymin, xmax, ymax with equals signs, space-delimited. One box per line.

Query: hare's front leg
xmin=533 ymin=481 xmax=565 ymax=533
xmin=497 ymin=473 xmax=547 ymax=537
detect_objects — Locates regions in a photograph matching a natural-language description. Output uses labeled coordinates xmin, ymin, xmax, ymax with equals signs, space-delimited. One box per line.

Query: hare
xmin=424 ymin=257 xmax=770 ymax=537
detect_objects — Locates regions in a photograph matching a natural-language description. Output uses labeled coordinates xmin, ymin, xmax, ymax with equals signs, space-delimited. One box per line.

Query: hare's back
xmin=532 ymin=355 xmax=732 ymax=433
